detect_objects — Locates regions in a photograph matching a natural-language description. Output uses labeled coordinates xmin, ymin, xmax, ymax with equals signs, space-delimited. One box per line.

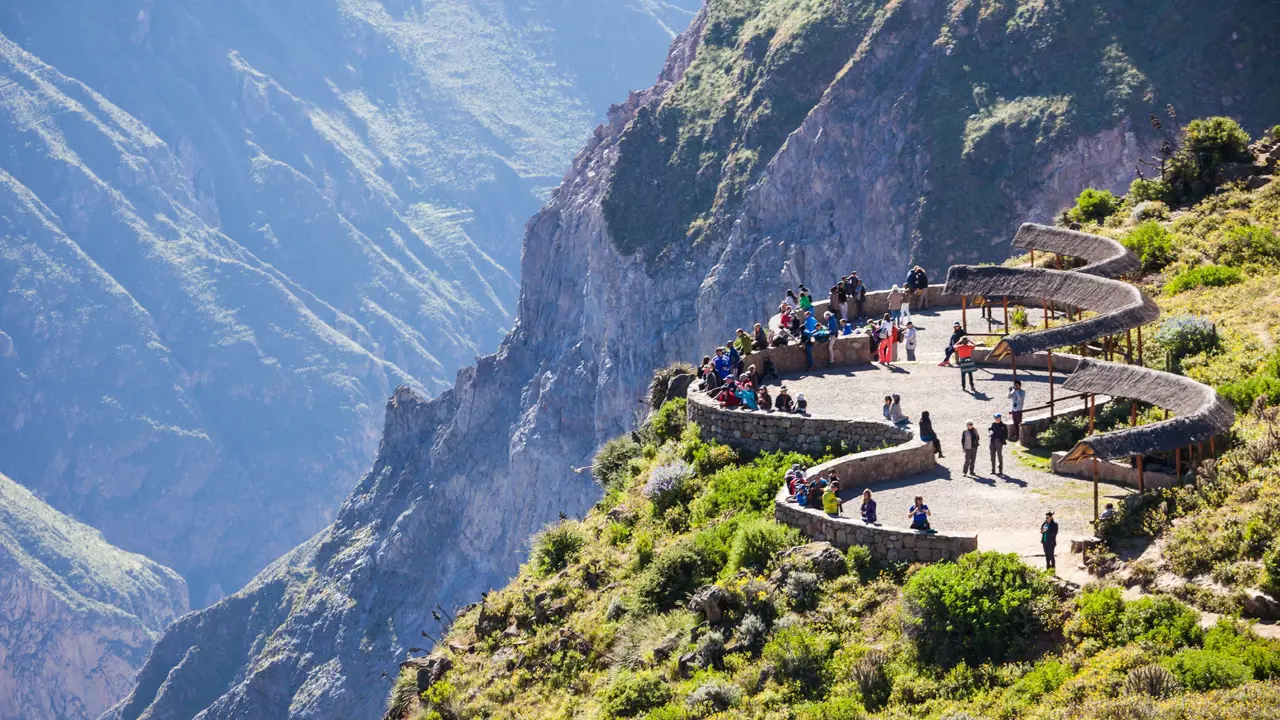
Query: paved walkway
xmin=778 ymin=306 xmax=1132 ymax=579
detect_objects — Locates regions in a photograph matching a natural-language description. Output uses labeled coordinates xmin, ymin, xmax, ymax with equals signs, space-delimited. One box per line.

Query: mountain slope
xmin=0 ymin=0 xmax=698 ymax=604
xmin=0 ymin=470 xmax=188 ymax=720
xmin=110 ymin=2 xmax=1280 ymax=719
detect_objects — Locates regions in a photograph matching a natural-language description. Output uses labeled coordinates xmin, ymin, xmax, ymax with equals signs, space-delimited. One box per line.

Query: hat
xmin=966 ymin=419 xmax=975 ymax=425
xmin=994 ymin=412 xmax=1002 ymax=418
xmin=953 ymin=321 xmax=962 ymax=326
xmin=1045 ymin=511 xmax=1054 ymax=516
xmin=906 ymin=321 xmax=914 ymax=325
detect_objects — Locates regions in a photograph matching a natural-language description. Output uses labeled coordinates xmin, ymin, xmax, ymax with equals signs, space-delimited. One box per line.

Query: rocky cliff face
xmin=0 ymin=471 xmax=187 ymax=720
xmin=112 ymin=1 xmax=1280 ymax=718
xmin=0 ymin=0 xmax=697 ymax=604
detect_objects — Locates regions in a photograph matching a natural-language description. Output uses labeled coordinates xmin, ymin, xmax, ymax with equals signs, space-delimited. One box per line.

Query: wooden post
xmin=1137 ymin=325 xmax=1144 ymax=367
xmin=1210 ymin=436 xmax=1216 ymax=456
xmin=1055 ymin=253 xmax=1063 ymax=270
xmin=1126 ymin=329 xmax=1133 ymax=364
xmin=1093 ymin=457 xmax=1100 ymax=524
xmin=1043 ymin=298 xmax=1050 ymax=329
xmin=1176 ymin=447 xmax=1182 ymax=480
xmin=1089 ymin=393 xmax=1096 ymax=434
xmin=1003 ymin=295 xmax=1009 ymax=335
xmin=1137 ymin=454 xmax=1145 ymax=492
xmin=962 ymin=295 xmax=968 ymax=333
xmin=1030 ymin=249 xmax=1035 ymax=267
xmin=1048 ymin=350 xmax=1056 ymax=419
xmin=1131 ymin=399 xmax=1138 ymax=428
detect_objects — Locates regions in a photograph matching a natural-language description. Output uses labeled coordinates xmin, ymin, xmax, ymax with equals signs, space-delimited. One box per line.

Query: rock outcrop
xmin=111 ymin=2 xmax=1280 ymax=719
xmin=0 ymin=471 xmax=187 ymax=720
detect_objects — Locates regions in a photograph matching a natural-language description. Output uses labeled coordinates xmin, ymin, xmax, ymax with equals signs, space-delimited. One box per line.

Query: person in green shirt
xmin=822 ymin=480 xmax=844 ymax=516
xmin=734 ymin=328 xmax=754 ymax=358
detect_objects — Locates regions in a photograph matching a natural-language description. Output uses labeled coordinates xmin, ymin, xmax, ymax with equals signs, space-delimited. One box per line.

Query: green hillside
xmin=383 ymin=119 xmax=1280 ymax=720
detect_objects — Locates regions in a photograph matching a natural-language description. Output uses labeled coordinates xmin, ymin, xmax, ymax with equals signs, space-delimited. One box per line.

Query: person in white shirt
xmin=903 ymin=321 xmax=918 ymax=361
xmin=1008 ymin=380 xmax=1026 ymax=441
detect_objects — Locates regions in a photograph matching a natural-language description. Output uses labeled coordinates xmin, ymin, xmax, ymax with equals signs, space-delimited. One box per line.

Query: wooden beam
xmin=1137 ymin=453 xmax=1145 ymax=492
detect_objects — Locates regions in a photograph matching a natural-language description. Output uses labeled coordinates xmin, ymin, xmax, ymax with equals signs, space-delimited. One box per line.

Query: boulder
xmin=688 ymin=585 xmax=731 ymax=623
xmin=779 ymin=542 xmax=848 ymax=579
xmin=400 ymin=654 xmax=453 ymax=692
xmin=1242 ymin=588 xmax=1280 ymax=621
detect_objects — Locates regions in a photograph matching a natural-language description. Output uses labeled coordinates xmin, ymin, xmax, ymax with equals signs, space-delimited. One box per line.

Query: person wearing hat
xmin=776 ymin=385 xmax=795 ymax=413
xmin=888 ymin=284 xmax=904 ymax=326
xmin=989 ymin=413 xmax=1008 ymax=475
xmin=961 ymin=420 xmax=980 ymax=475
xmin=1041 ymin=511 xmax=1059 ymax=571
xmin=850 ymin=273 xmax=867 ymax=321
xmin=903 ymin=320 xmax=918 ymax=361
xmin=940 ymin=322 xmax=966 ymax=366
xmin=955 ymin=337 xmax=978 ymax=392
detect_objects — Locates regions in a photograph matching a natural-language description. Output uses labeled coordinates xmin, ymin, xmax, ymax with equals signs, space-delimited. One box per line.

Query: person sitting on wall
xmin=860 ymin=489 xmax=878 ymax=524
xmin=785 ymin=464 xmax=804 ymax=496
xmin=776 ymin=386 xmax=795 ymax=413
xmin=795 ymin=392 xmax=808 ymax=414
xmin=771 ymin=327 xmax=793 ymax=347
xmin=702 ymin=360 xmax=723 ymax=394
xmin=889 ymin=394 xmax=909 ymax=425
xmin=744 ymin=364 xmax=763 ymax=389
xmin=715 ymin=380 xmax=742 ymax=408
xmin=917 ymin=411 xmax=943 ymax=457
xmin=762 ymin=357 xmax=779 ymax=383
xmin=735 ymin=328 xmax=755 ymax=359
xmin=804 ymin=310 xmax=818 ymax=335
xmin=908 ymin=496 xmax=933 ymax=532
xmin=757 ymin=385 xmax=773 ymax=411
xmin=799 ymin=287 xmax=813 ymax=312
xmin=940 ymin=322 xmax=966 ymax=366
xmin=713 ymin=346 xmax=732 ymax=379
xmin=779 ymin=303 xmax=794 ymax=334
xmin=785 ymin=289 xmax=799 ymax=311
xmin=735 ymin=382 xmax=758 ymax=410
xmin=753 ymin=322 xmax=768 ymax=351
xmin=823 ymin=480 xmax=844 ymax=517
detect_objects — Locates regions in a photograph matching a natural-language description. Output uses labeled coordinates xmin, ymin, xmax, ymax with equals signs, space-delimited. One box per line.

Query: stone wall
xmin=769 ymin=285 xmax=963 ymax=334
xmin=687 ymin=390 xmax=911 ymax=456
xmin=775 ymin=490 xmax=978 ymax=563
xmin=742 ymin=333 xmax=870 ymax=375
xmin=1050 ymin=452 xmax=1178 ymax=489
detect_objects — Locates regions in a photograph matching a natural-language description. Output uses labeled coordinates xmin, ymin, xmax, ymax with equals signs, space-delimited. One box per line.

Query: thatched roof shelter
xmin=1061 ymin=359 xmax=1235 ymax=461
xmin=1013 ymin=223 xmax=1141 ymax=278
xmin=943 ymin=266 xmax=1160 ymax=358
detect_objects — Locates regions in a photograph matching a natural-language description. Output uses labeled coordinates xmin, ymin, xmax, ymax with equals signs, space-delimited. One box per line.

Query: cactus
xmin=1125 ymin=663 xmax=1181 ymax=698
xmin=851 ymin=650 xmax=892 ymax=710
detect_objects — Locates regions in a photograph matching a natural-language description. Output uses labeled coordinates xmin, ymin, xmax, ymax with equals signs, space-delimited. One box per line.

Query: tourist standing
xmin=754 ymin=322 xmax=768 ymax=352
xmin=914 ymin=266 xmax=931 ymax=309
xmin=961 ymin=420 xmax=980 ymax=476
xmin=888 ymin=285 xmax=904 ymax=326
xmin=989 ymin=413 xmax=1008 ymax=475
xmin=903 ymin=321 xmax=917 ymax=361
xmin=825 ymin=311 xmax=839 ymax=364
xmin=1009 ymin=380 xmax=1026 ymax=441
xmin=1041 ymin=511 xmax=1059 ymax=571
xmin=823 ymin=481 xmax=844 ymax=517
xmin=852 ymin=274 xmax=867 ymax=321
xmin=955 ymin=337 xmax=977 ymax=392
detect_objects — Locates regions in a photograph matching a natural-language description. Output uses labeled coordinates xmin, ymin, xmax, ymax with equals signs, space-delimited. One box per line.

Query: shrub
xmin=1121 ymin=221 xmax=1176 ymax=272
xmin=531 ymin=521 xmax=585 ymax=576
xmin=600 ymin=670 xmax=673 ymax=718
xmin=1070 ymin=587 xmax=1126 ymax=644
xmin=1162 ymin=648 xmax=1251 ymax=692
xmin=850 ymin=650 xmax=891 ymax=710
xmin=694 ymin=630 xmax=726 ymax=670
xmin=1129 ymin=200 xmax=1170 ymax=223
xmin=1154 ymin=315 xmax=1219 ymax=365
xmin=1182 ymin=116 xmax=1252 ymax=167
xmin=651 ymin=399 xmax=688 ymax=443
xmin=635 ymin=541 xmax=713 ymax=611
xmin=1037 ymin=414 xmax=1089 ymax=452
xmin=1216 ymin=224 xmax=1280 ymax=267
xmin=686 ymin=679 xmax=740 ymax=712
xmin=606 ymin=595 xmax=627 ymax=621
xmin=1128 ymin=177 xmax=1175 ymax=205
xmin=1118 ymin=595 xmax=1202 ymax=649
xmin=632 ymin=531 xmax=655 ymax=570
xmin=1219 ymin=374 xmax=1280 ymax=413
xmin=902 ymin=551 xmax=1057 ymax=664
xmin=649 ymin=363 xmax=696 ymax=410
xmin=1068 ymin=188 xmax=1119 ymax=224
xmin=1010 ymin=306 xmax=1030 ymax=329
xmin=762 ymin=628 xmax=836 ymax=695
xmin=593 ymin=437 xmax=642 ymax=492
xmin=690 ymin=443 xmax=737 ymax=476
xmin=784 ymin=571 xmax=821 ymax=612
xmin=1164 ymin=264 xmax=1243 ymax=294
xmin=726 ymin=519 xmax=801 ymax=575
xmin=736 ymin=614 xmax=769 ymax=653
xmin=1204 ymin=618 xmax=1280 ymax=680
xmin=1011 ymin=660 xmax=1073 ymax=701
xmin=1124 ymin=664 xmax=1181 ymax=698
xmin=644 ymin=460 xmax=695 ymax=515
xmin=845 ymin=545 xmax=874 ymax=581
xmin=1264 ymin=547 xmax=1280 ymax=596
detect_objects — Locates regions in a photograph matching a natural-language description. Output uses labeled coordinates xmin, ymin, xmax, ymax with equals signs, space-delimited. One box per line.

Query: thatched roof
xmin=1060 ymin=359 xmax=1235 ymax=461
xmin=943 ymin=266 xmax=1160 ymax=358
xmin=1013 ymin=223 xmax=1141 ymax=278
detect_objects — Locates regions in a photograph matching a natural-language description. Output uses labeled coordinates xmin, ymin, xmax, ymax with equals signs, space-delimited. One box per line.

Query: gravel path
xmin=777 ymin=306 xmax=1133 ymax=576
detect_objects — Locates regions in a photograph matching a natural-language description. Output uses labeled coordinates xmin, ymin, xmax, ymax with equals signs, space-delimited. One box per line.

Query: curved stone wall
xmin=686 ymin=389 xmax=910 ymax=456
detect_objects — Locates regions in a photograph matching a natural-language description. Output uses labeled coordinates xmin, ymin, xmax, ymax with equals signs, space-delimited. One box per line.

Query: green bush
xmin=850 ymin=650 xmax=891 ymax=710
xmin=1165 ymin=264 xmax=1243 ymax=294
xmin=1010 ymin=306 xmax=1030 ymax=329
xmin=1121 ymin=221 xmax=1176 ymax=272
xmin=784 ymin=571 xmax=821 ymax=612
xmin=651 ymin=398 xmax=688 ymax=443
xmin=1162 ymin=648 xmax=1251 ymax=692
xmin=1037 ymin=415 xmax=1089 ymax=452
xmin=1182 ymin=117 xmax=1252 ymax=167
xmin=599 ymin=670 xmax=674 ymax=718
xmin=762 ymin=627 xmax=836 ymax=696
xmin=593 ymin=437 xmax=642 ymax=492
xmin=1263 ymin=547 xmax=1280 ymax=597
xmin=726 ymin=519 xmax=801 ymax=575
xmin=635 ymin=541 xmax=714 ymax=611
xmin=1218 ymin=373 xmax=1280 ymax=412
xmin=1011 ymin=660 xmax=1073 ymax=701
xmin=1124 ymin=663 xmax=1181 ymax=698
xmin=1204 ymin=618 xmax=1280 ymax=680
xmin=632 ymin=531 xmax=655 ymax=570
xmin=1067 ymin=188 xmax=1119 ymax=224
xmin=1154 ymin=315 xmax=1220 ymax=365
xmin=845 ymin=545 xmax=874 ymax=581
xmin=1128 ymin=177 xmax=1175 ymax=205
xmin=644 ymin=460 xmax=695 ymax=515
xmin=1118 ymin=595 xmax=1202 ymax=649
xmin=690 ymin=443 xmax=738 ymax=476
xmin=902 ymin=551 xmax=1057 ymax=664
xmin=1216 ymin=224 xmax=1280 ymax=267
xmin=691 ymin=450 xmax=816 ymax=520
xmin=531 ymin=521 xmax=585 ymax=577
xmin=1069 ymin=587 xmax=1126 ymax=644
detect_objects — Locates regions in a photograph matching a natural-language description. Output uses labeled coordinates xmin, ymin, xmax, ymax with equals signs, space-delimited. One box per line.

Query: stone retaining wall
xmin=775 ymin=490 xmax=978 ymax=562
xmin=687 ymin=390 xmax=910 ymax=456
xmin=769 ymin=285 xmax=963 ymax=334
xmin=1051 ymin=452 xmax=1178 ymax=489
xmin=743 ymin=333 xmax=870 ymax=375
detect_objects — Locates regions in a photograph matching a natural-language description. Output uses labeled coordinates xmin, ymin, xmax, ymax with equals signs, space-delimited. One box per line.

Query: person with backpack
xmin=961 ymin=420 xmax=980 ymax=476
xmin=955 ymin=337 xmax=978 ymax=392
xmin=877 ymin=313 xmax=897 ymax=364
xmin=1041 ymin=511 xmax=1059 ymax=571
xmin=989 ymin=413 xmax=1008 ymax=475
